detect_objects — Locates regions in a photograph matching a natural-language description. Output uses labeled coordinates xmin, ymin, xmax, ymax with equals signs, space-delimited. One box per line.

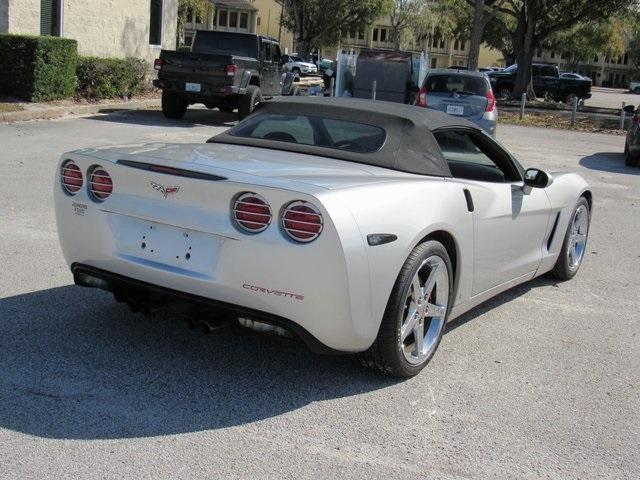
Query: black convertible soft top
xmin=208 ymin=97 xmax=481 ymax=177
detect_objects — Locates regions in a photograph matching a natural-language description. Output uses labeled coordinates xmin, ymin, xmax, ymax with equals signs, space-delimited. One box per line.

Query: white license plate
xmin=185 ymin=82 xmax=201 ymax=92
xmin=446 ymin=105 xmax=465 ymax=115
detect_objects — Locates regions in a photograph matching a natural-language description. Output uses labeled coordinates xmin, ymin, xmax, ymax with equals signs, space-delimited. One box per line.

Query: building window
xmin=594 ymin=55 xmax=599 ymax=62
xmin=229 ymin=11 xmax=238 ymax=28
xmin=373 ymin=28 xmax=378 ymax=41
xmin=218 ymin=9 xmax=228 ymax=27
xmin=149 ymin=0 xmax=163 ymax=45
xmin=240 ymin=12 xmax=248 ymax=29
xmin=460 ymin=40 xmax=465 ymax=51
xmin=40 ymin=0 xmax=61 ymax=36
xmin=380 ymin=28 xmax=387 ymax=42
xmin=550 ymin=51 xmax=555 ymax=59
xmin=439 ymin=38 xmax=445 ymax=49
xmin=454 ymin=39 xmax=459 ymax=50
xmin=624 ymin=53 xmax=629 ymax=65
xmin=431 ymin=57 xmax=437 ymax=68
xmin=257 ymin=16 xmax=261 ymax=26
xmin=358 ymin=31 xmax=364 ymax=40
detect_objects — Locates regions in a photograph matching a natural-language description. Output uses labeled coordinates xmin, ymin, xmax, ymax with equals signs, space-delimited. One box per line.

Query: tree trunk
xmin=510 ymin=4 xmax=537 ymax=100
xmin=467 ymin=0 xmax=485 ymax=71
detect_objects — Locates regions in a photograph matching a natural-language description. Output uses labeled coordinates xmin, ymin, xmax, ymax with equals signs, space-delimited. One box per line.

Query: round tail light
xmin=281 ymin=201 xmax=323 ymax=243
xmin=60 ymin=160 xmax=83 ymax=194
xmin=89 ymin=166 xmax=113 ymax=201
xmin=233 ymin=193 xmax=272 ymax=233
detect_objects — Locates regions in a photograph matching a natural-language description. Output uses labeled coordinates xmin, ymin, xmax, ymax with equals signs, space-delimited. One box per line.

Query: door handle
xmin=463 ymin=188 xmax=474 ymax=212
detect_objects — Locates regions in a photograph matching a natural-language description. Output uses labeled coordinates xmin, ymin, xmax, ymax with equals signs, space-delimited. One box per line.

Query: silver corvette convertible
xmin=54 ymin=97 xmax=591 ymax=377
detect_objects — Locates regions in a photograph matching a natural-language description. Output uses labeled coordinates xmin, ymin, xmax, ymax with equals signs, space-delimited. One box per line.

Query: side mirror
xmin=524 ymin=168 xmax=551 ymax=189
xmin=624 ymin=104 xmax=636 ymax=114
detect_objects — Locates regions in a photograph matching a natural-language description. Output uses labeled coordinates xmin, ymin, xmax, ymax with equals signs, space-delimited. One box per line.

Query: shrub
xmin=76 ymin=57 xmax=148 ymax=100
xmin=0 ymin=34 xmax=77 ymax=101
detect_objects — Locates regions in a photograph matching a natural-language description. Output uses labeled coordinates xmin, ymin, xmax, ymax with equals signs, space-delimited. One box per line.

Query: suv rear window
xmin=230 ymin=114 xmax=386 ymax=153
xmin=192 ymin=32 xmax=259 ymax=58
xmin=425 ymin=74 xmax=488 ymax=96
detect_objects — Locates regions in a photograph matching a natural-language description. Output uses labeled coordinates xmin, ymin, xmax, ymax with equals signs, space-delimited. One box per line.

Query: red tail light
xmin=417 ymin=86 xmax=428 ymax=107
xmin=486 ymin=89 xmax=496 ymax=112
xmin=60 ymin=160 xmax=83 ymax=194
xmin=89 ymin=166 xmax=113 ymax=201
xmin=281 ymin=201 xmax=323 ymax=243
xmin=225 ymin=64 xmax=237 ymax=76
xmin=154 ymin=58 xmax=164 ymax=71
xmin=233 ymin=193 xmax=272 ymax=233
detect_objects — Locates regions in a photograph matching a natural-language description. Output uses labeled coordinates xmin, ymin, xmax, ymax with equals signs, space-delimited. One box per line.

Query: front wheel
xmin=625 ymin=143 xmax=640 ymax=167
xmin=238 ymin=85 xmax=262 ymax=120
xmin=551 ymin=197 xmax=590 ymax=280
xmin=361 ymin=240 xmax=452 ymax=377
xmin=161 ymin=91 xmax=187 ymax=120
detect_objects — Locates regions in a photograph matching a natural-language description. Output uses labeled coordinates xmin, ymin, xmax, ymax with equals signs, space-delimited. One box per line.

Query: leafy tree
xmin=177 ymin=0 xmax=213 ymax=46
xmin=487 ymin=0 xmax=633 ymax=99
xmin=388 ymin=0 xmax=428 ymax=50
xmin=545 ymin=19 xmax=625 ymax=72
xmin=281 ymin=0 xmax=392 ymax=57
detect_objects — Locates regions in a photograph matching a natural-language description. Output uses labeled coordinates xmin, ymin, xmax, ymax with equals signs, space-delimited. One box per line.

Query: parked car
xmin=623 ymin=104 xmax=640 ymax=166
xmin=54 ymin=97 xmax=592 ymax=378
xmin=415 ymin=69 xmax=497 ymax=137
xmin=283 ymin=54 xmax=318 ymax=76
xmin=487 ymin=64 xmax=592 ymax=103
xmin=629 ymin=81 xmax=640 ymax=94
xmin=153 ymin=30 xmax=299 ymax=121
xmin=560 ymin=72 xmax=584 ymax=80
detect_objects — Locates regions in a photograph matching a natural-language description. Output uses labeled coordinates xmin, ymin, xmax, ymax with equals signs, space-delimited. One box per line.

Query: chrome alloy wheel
xmin=400 ymin=256 xmax=449 ymax=365
xmin=567 ymin=204 xmax=589 ymax=271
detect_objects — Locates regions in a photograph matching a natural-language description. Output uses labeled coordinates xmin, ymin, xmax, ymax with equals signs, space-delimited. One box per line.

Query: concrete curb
xmin=0 ymin=99 xmax=161 ymax=123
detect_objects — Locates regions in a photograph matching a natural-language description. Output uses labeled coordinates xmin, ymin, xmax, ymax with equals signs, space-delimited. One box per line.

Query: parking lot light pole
xmin=520 ymin=93 xmax=526 ymax=120
xmin=571 ymin=97 xmax=578 ymax=127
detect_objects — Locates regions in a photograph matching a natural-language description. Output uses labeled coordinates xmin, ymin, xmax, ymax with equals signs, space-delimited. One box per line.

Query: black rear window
xmin=425 ymin=74 xmax=488 ymax=96
xmin=229 ymin=114 xmax=386 ymax=153
xmin=192 ymin=32 xmax=258 ymax=58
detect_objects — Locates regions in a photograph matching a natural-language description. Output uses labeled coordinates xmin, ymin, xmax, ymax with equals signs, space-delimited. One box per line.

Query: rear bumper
xmin=72 ymin=263 xmax=342 ymax=354
xmin=153 ymin=79 xmax=242 ymax=98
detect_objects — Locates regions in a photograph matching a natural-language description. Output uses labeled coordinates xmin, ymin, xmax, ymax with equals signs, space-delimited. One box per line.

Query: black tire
xmin=551 ymin=197 xmax=590 ymax=281
xmin=238 ymin=85 xmax=262 ymax=120
xmin=360 ymin=240 xmax=453 ymax=378
xmin=161 ymin=91 xmax=187 ymax=120
xmin=498 ymin=85 xmax=512 ymax=100
xmin=625 ymin=143 xmax=640 ymax=167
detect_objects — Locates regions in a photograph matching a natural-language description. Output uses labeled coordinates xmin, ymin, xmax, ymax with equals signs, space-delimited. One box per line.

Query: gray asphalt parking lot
xmin=1 ymin=109 xmax=639 ymax=479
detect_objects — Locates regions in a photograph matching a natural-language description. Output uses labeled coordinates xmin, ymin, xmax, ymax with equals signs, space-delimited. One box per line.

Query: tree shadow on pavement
xmin=0 ymin=285 xmax=396 ymax=440
xmin=579 ymin=152 xmax=640 ymax=175
xmin=87 ymin=108 xmax=238 ymax=129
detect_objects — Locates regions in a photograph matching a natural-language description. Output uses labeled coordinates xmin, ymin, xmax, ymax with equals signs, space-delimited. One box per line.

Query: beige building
xmin=0 ymin=0 xmax=177 ymax=64
xmin=184 ymin=0 xmax=293 ymax=53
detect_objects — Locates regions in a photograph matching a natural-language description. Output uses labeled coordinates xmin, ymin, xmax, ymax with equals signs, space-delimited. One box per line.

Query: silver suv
xmin=416 ymin=69 xmax=497 ymax=137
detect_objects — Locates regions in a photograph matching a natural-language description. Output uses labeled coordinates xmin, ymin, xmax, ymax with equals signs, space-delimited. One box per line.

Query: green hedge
xmin=0 ymin=34 xmax=78 ymax=101
xmin=76 ymin=57 xmax=148 ymax=100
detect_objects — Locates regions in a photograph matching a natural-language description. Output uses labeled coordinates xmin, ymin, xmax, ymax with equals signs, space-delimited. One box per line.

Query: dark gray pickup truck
xmin=153 ymin=31 xmax=298 ymax=120
xmin=487 ymin=63 xmax=592 ymax=102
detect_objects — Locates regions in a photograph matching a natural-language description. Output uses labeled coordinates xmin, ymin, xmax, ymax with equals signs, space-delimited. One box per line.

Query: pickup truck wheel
xmin=161 ymin=91 xmax=187 ymax=120
xmin=498 ymin=87 xmax=512 ymax=100
xmin=360 ymin=240 xmax=452 ymax=378
xmin=238 ymin=85 xmax=262 ymax=120
xmin=565 ymin=93 xmax=578 ymax=105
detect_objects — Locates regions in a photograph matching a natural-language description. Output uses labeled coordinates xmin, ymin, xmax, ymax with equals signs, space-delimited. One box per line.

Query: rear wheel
xmin=498 ymin=86 xmax=512 ymax=100
xmin=625 ymin=143 xmax=640 ymax=167
xmin=361 ymin=240 xmax=452 ymax=378
xmin=551 ymin=197 xmax=590 ymax=281
xmin=161 ymin=91 xmax=187 ymax=120
xmin=238 ymin=85 xmax=262 ymax=120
